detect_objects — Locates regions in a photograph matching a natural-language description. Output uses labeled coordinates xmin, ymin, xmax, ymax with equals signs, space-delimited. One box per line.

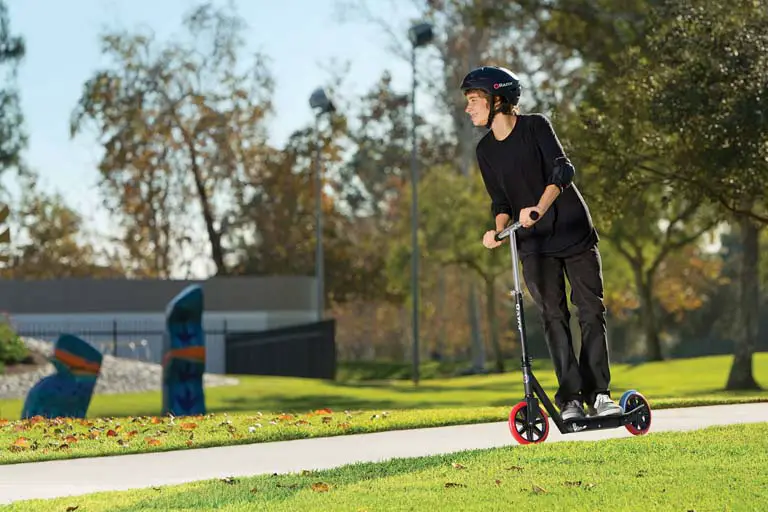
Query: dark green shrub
xmin=0 ymin=313 xmax=29 ymax=365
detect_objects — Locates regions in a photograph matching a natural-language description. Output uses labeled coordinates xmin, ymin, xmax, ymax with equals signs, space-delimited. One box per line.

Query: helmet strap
xmin=485 ymin=95 xmax=503 ymax=129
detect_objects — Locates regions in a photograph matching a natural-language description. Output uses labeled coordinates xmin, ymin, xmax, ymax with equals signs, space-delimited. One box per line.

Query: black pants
xmin=521 ymin=244 xmax=611 ymax=409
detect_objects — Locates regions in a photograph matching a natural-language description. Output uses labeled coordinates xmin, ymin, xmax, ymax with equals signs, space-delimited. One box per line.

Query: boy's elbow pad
xmin=551 ymin=157 xmax=575 ymax=189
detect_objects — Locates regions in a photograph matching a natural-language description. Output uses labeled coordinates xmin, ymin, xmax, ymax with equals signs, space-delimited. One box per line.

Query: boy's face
xmin=464 ymin=91 xmax=489 ymax=126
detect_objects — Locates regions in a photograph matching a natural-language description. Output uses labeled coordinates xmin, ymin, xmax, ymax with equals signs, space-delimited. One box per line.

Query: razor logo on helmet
xmin=494 ymin=82 xmax=516 ymax=89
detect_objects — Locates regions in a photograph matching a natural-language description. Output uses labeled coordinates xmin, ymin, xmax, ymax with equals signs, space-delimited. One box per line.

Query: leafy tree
xmin=0 ymin=0 xmax=25 ymax=185
xmin=338 ymin=71 xmax=415 ymax=217
xmin=0 ymin=201 xmax=9 ymax=266
xmin=654 ymin=244 xmax=729 ymax=330
xmin=610 ymin=0 xmax=767 ymax=388
xmin=338 ymin=0 xmax=532 ymax=370
xmin=545 ymin=0 xmax=766 ymax=384
xmin=231 ymin=112 xmax=395 ymax=306
xmin=603 ymin=202 xmax=717 ymax=361
xmin=641 ymin=0 xmax=768 ymax=223
xmin=416 ymin=0 xmax=589 ymax=370
xmin=70 ymin=2 xmax=273 ymax=277
xmin=388 ymin=167 xmax=513 ymax=372
xmin=514 ymin=0 xmax=657 ymax=74
xmin=0 ymin=0 xmax=25 ymax=272
xmin=0 ymin=172 xmax=125 ymax=279
xmin=560 ymin=103 xmax=720 ymax=360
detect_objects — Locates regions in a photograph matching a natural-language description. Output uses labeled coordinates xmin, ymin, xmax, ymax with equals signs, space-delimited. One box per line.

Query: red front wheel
xmin=508 ymin=401 xmax=549 ymax=444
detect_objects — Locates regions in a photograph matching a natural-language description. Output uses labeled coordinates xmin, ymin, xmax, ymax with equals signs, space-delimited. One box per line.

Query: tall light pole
xmin=309 ymin=87 xmax=335 ymax=322
xmin=408 ymin=21 xmax=434 ymax=386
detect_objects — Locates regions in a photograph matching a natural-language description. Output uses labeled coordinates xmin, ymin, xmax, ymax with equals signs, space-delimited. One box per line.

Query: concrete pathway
xmin=1 ymin=402 xmax=766 ymax=505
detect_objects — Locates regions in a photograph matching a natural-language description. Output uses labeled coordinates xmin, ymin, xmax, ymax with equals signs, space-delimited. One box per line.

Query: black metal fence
xmin=15 ymin=326 xmax=176 ymax=361
xmin=14 ymin=319 xmax=234 ymax=360
xmin=225 ymin=319 xmax=336 ymax=380
xmin=15 ymin=319 xmax=338 ymax=380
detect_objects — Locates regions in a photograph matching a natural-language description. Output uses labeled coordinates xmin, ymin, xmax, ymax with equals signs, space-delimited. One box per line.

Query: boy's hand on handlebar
xmin=483 ymin=230 xmax=502 ymax=249
xmin=519 ymin=206 xmax=543 ymax=228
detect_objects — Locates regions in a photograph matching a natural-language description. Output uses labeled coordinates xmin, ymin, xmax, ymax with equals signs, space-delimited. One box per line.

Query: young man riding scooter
xmin=461 ymin=65 xmax=622 ymax=421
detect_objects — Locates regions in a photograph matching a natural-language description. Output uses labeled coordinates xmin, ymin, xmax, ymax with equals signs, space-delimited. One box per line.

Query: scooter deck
xmin=561 ymin=405 xmax=648 ymax=434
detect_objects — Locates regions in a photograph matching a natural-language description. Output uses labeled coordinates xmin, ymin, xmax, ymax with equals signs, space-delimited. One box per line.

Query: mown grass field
xmin=7 ymin=422 xmax=768 ymax=511
xmin=0 ymin=353 xmax=765 ymax=465
xmin=2 ymin=353 xmax=765 ymax=420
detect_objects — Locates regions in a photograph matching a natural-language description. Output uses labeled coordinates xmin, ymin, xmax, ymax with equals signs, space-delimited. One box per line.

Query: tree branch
xmin=637 ymin=163 xmax=768 ymax=224
xmin=438 ymin=255 xmax=490 ymax=282
xmin=603 ymin=234 xmax=642 ymax=268
xmin=650 ymin=221 xmax=718 ymax=276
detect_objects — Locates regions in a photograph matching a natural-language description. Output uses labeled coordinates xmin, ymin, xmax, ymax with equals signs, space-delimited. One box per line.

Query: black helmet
xmin=461 ymin=66 xmax=521 ymax=104
xmin=461 ymin=66 xmax=521 ymax=127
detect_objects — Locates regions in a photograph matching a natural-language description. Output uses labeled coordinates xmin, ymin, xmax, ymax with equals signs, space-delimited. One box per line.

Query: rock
xmin=0 ymin=337 xmax=239 ymax=400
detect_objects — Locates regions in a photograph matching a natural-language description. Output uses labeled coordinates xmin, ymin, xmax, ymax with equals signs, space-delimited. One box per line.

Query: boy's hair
xmin=464 ymin=88 xmax=520 ymax=115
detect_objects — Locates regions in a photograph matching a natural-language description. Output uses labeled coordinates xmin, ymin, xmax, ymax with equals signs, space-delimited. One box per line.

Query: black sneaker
xmin=560 ymin=400 xmax=586 ymax=421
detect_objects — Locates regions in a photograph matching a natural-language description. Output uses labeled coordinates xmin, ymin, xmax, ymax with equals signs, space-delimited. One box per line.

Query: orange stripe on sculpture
xmin=163 ymin=346 xmax=206 ymax=365
xmin=54 ymin=349 xmax=101 ymax=374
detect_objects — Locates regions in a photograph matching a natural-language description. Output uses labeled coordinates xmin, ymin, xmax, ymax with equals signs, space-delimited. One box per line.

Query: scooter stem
xmin=494 ymin=211 xmax=539 ymax=397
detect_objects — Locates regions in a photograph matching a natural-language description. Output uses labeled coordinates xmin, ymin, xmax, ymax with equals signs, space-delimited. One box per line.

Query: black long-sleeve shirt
xmin=476 ymin=113 xmax=598 ymax=258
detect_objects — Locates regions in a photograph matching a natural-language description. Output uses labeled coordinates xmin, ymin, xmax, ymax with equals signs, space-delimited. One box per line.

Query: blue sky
xmin=4 ymin=0 xmax=423 ymax=242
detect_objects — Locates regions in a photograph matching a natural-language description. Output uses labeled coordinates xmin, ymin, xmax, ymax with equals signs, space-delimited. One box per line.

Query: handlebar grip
xmin=493 ymin=210 xmax=540 ymax=242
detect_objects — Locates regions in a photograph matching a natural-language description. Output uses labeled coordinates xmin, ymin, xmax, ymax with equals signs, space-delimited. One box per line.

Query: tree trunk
xmin=436 ymin=272 xmax=446 ymax=361
xmin=485 ymin=277 xmax=505 ymax=373
xmin=726 ymin=215 xmax=761 ymax=390
xmin=468 ymin=280 xmax=487 ymax=372
xmin=634 ymin=267 xmax=663 ymax=361
xmin=442 ymin=24 xmax=487 ymax=374
xmin=167 ymin=98 xmax=227 ymax=276
xmin=189 ymin=150 xmax=227 ymax=276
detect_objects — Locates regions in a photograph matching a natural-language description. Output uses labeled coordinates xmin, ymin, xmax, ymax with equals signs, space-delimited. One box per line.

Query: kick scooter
xmin=495 ymin=211 xmax=652 ymax=444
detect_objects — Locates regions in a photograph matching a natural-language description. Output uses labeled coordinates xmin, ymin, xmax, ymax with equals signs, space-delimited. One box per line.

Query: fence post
xmin=223 ymin=318 xmax=228 ymax=373
xmin=112 ymin=319 xmax=118 ymax=357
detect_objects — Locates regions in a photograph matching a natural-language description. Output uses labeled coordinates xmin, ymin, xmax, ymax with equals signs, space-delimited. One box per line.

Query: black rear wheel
xmin=619 ymin=390 xmax=652 ymax=436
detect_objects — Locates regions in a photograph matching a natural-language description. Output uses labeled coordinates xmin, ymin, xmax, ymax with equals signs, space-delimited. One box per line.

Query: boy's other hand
xmin=483 ymin=230 xmax=502 ymax=249
xmin=519 ymin=206 xmax=543 ymax=228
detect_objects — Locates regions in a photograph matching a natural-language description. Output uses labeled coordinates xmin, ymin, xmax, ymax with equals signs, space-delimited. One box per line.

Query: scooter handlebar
xmin=494 ymin=211 xmax=539 ymax=241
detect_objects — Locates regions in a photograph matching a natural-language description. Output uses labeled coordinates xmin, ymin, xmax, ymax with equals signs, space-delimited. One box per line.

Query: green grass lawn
xmin=7 ymin=422 xmax=768 ymax=512
xmin=2 ymin=353 xmax=766 ymax=420
xmin=0 ymin=353 xmax=766 ymax=465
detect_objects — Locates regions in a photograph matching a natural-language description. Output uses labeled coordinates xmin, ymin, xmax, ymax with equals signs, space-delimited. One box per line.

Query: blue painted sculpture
xmin=21 ymin=334 xmax=103 ymax=419
xmin=162 ymin=284 xmax=206 ymax=416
